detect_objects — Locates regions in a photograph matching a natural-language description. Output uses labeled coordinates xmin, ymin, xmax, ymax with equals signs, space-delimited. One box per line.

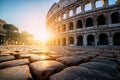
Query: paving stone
xmin=48 ymin=54 xmax=63 ymax=59
xmin=0 ymin=54 xmax=10 ymax=57
xmin=0 ymin=65 xmax=32 ymax=80
xmin=0 ymin=55 xmax=15 ymax=62
xmin=56 ymin=56 xmax=82 ymax=66
xmin=50 ymin=66 xmax=113 ymax=80
xmin=93 ymin=56 xmax=117 ymax=62
xmin=75 ymin=55 xmax=91 ymax=62
xmin=30 ymin=49 xmax=49 ymax=54
xmin=100 ymin=53 xmax=116 ymax=58
xmin=30 ymin=60 xmax=66 ymax=80
xmin=90 ymin=58 xmax=118 ymax=67
xmin=0 ymin=59 xmax=30 ymax=69
xmin=30 ymin=54 xmax=51 ymax=62
xmin=18 ymin=54 xmax=37 ymax=59
xmin=79 ymin=62 xmax=119 ymax=78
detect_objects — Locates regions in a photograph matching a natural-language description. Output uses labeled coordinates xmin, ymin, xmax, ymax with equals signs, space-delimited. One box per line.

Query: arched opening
xmin=85 ymin=2 xmax=92 ymax=11
xmin=113 ymin=32 xmax=120 ymax=46
xmin=76 ymin=6 xmax=82 ymax=14
xmin=108 ymin=0 xmax=116 ymax=5
xmin=69 ymin=22 xmax=74 ymax=30
xmin=62 ymin=37 xmax=66 ymax=46
xmin=0 ymin=35 xmax=4 ymax=45
xmin=77 ymin=36 xmax=83 ymax=46
xmin=95 ymin=0 xmax=104 ymax=8
xmin=87 ymin=35 xmax=95 ymax=46
xmin=69 ymin=37 xmax=74 ymax=45
xmin=97 ymin=15 xmax=106 ymax=25
xmin=111 ymin=12 xmax=120 ymax=24
xmin=69 ymin=10 xmax=74 ymax=17
xmin=77 ymin=20 xmax=83 ymax=28
xmin=86 ymin=17 xmax=93 ymax=27
xmin=99 ymin=33 xmax=108 ymax=45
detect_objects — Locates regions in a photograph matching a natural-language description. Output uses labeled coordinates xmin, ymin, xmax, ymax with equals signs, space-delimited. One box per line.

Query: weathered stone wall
xmin=46 ymin=0 xmax=120 ymax=47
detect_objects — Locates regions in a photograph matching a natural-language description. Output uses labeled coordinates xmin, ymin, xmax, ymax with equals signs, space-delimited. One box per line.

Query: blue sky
xmin=0 ymin=0 xmax=59 ymax=40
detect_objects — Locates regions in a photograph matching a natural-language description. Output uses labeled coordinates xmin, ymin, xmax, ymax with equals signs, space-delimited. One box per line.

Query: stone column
xmin=66 ymin=36 xmax=69 ymax=46
xmin=66 ymin=22 xmax=69 ymax=32
xmin=104 ymin=0 xmax=109 ymax=7
xmin=83 ymin=33 xmax=87 ymax=46
xmin=60 ymin=38 xmax=62 ymax=46
xmin=108 ymin=12 xmax=111 ymax=27
xmin=93 ymin=14 xmax=97 ymax=28
xmin=74 ymin=35 xmax=77 ymax=46
xmin=66 ymin=11 xmax=69 ymax=18
xmin=108 ymin=32 xmax=113 ymax=46
xmin=73 ymin=20 xmax=76 ymax=31
xmin=92 ymin=0 xmax=95 ymax=10
xmin=73 ymin=8 xmax=76 ymax=16
xmin=82 ymin=17 xmax=86 ymax=30
xmin=95 ymin=33 xmax=98 ymax=46
xmin=81 ymin=2 xmax=85 ymax=12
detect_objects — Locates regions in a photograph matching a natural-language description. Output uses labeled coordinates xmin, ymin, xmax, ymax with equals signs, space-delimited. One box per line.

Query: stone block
xmin=0 ymin=55 xmax=15 ymax=62
xmin=0 ymin=59 xmax=30 ymax=69
xmin=30 ymin=60 xmax=66 ymax=80
xmin=0 ymin=65 xmax=32 ymax=80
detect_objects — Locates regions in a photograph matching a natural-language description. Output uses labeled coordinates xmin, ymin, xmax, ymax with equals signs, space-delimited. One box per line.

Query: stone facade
xmin=46 ymin=0 xmax=120 ymax=47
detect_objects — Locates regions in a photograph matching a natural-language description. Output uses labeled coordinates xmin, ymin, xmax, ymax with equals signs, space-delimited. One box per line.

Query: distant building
xmin=46 ymin=0 xmax=120 ymax=47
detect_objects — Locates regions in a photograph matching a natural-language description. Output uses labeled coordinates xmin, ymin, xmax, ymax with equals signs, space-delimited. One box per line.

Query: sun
xmin=33 ymin=31 xmax=48 ymax=44
xmin=40 ymin=31 xmax=48 ymax=43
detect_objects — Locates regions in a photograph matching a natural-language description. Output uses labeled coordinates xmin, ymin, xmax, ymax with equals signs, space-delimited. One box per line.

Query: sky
xmin=0 ymin=0 xmax=59 ymax=41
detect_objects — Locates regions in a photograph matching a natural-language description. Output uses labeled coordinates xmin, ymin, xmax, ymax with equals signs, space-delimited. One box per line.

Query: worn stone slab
xmin=48 ymin=54 xmax=63 ymax=59
xmin=0 ymin=65 xmax=32 ymax=80
xmin=93 ymin=56 xmax=117 ymax=62
xmin=0 ymin=59 xmax=30 ymax=69
xmin=56 ymin=56 xmax=82 ymax=66
xmin=0 ymin=54 xmax=10 ymax=57
xmin=18 ymin=54 xmax=37 ymax=59
xmin=0 ymin=55 xmax=15 ymax=62
xmin=50 ymin=66 xmax=113 ymax=80
xmin=29 ymin=49 xmax=49 ymax=54
xmin=79 ymin=62 xmax=119 ymax=78
xmin=74 ymin=55 xmax=91 ymax=62
xmin=30 ymin=60 xmax=66 ymax=80
xmin=90 ymin=58 xmax=118 ymax=67
xmin=30 ymin=54 xmax=51 ymax=62
xmin=100 ymin=53 xmax=116 ymax=58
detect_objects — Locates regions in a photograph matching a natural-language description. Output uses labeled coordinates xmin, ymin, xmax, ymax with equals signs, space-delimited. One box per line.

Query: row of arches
xmin=56 ymin=12 xmax=120 ymax=33
xmin=55 ymin=32 xmax=120 ymax=46
xmin=57 ymin=0 xmax=118 ymax=21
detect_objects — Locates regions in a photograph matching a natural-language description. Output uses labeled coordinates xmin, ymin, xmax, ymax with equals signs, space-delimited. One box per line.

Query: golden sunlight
xmin=34 ymin=30 xmax=49 ymax=44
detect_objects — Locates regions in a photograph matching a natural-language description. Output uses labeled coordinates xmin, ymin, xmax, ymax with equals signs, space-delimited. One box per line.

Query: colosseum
xmin=46 ymin=0 xmax=120 ymax=47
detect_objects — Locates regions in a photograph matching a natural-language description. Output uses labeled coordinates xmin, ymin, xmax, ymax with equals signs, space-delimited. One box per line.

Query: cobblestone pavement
xmin=0 ymin=45 xmax=120 ymax=80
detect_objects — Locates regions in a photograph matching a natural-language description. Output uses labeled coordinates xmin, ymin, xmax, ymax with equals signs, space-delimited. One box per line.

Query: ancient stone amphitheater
xmin=46 ymin=0 xmax=120 ymax=47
